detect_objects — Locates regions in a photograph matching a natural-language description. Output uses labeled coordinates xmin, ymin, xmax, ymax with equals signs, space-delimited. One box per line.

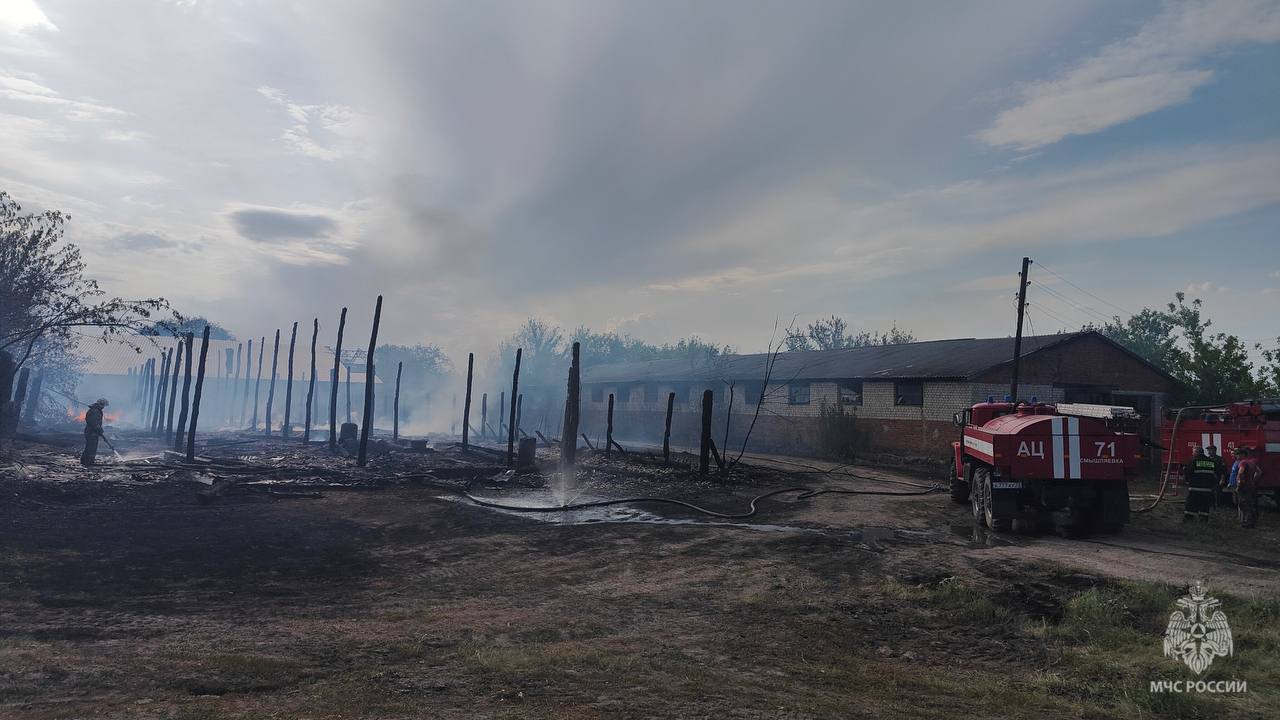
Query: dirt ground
xmin=1 ymin=432 xmax=1276 ymax=719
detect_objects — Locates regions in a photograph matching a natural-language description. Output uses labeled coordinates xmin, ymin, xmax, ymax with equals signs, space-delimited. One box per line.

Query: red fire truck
xmin=950 ymin=400 xmax=1143 ymax=535
xmin=1158 ymin=400 xmax=1280 ymax=501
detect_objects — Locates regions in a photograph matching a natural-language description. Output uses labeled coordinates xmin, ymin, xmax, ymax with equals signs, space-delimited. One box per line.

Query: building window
xmin=591 ymin=386 xmax=603 ymax=403
xmin=644 ymin=383 xmax=659 ymax=403
xmin=1061 ymin=385 xmax=1112 ymax=404
xmin=616 ymin=384 xmax=631 ymax=403
xmin=788 ymin=382 xmax=811 ymax=405
xmin=895 ymin=381 xmax=923 ymax=406
xmin=740 ymin=381 xmax=764 ymax=405
xmin=839 ymin=380 xmax=863 ymax=406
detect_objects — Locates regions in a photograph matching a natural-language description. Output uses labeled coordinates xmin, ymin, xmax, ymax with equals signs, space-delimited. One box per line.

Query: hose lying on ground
xmin=460 ymin=484 xmax=944 ymax=520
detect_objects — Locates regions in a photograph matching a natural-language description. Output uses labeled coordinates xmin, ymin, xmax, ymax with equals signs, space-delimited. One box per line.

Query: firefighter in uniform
xmin=1235 ymin=447 xmax=1262 ymax=529
xmin=1182 ymin=446 xmax=1217 ymax=522
xmin=1205 ymin=445 xmax=1228 ymax=507
xmin=80 ymin=398 xmax=108 ymax=466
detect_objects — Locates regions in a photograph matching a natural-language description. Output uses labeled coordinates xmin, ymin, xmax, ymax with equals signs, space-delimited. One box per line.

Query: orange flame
xmin=66 ymin=406 xmax=122 ymax=423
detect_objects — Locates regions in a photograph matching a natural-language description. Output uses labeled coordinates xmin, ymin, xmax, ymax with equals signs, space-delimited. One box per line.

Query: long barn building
xmin=578 ymin=331 xmax=1180 ymax=461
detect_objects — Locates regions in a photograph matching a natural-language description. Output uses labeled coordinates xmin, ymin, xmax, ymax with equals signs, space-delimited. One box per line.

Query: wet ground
xmin=1 ymin=430 xmax=1276 ymax=718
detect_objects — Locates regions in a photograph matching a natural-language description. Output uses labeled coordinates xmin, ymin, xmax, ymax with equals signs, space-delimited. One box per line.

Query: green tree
xmin=1 ymin=191 xmax=170 ymax=435
xmin=1257 ymin=338 xmax=1280 ymax=396
xmin=1095 ymin=308 xmax=1184 ymax=371
xmin=143 ymin=316 xmax=233 ymax=340
xmin=1096 ymin=293 xmax=1261 ymax=404
xmin=785 ymin=315 xmax=915 ymax=351
xmin=569 ymin=326 xmax=730 ymax=366
xmin=375 ymin=344 xmax=452 ymax=379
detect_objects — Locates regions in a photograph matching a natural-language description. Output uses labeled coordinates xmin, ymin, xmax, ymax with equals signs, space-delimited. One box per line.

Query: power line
xmin=1035 ymin=283 xmax=1117 ymax=325
xmin=1033 ymin=261 xmax=1132 ymax=316
xmin=1026 ymin=302 xmax=1078 ymax=331
xmin=1026 ymin=289 xmax=1097 ymax=328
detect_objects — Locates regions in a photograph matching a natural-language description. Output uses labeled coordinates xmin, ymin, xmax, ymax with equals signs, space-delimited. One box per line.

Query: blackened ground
xmin=0 ymin=433 xmax=1276 ymax=719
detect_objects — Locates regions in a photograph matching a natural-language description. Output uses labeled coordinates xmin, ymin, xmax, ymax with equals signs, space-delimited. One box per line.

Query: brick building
xmin=578 ymin=331 xmax=1180 ymax=460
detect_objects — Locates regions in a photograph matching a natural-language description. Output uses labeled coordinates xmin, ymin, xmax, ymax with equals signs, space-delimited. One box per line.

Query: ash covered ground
xmin=1 ymin=430 xmax=1277 ymax=719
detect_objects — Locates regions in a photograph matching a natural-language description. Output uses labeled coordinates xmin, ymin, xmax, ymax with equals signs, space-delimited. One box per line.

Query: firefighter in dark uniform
xmin=80 ymin=398 xmax=108 ymax=466
xmin=1235 ymin=447 xmax=1262 ymax=529
xmin=1205 ymin=445 xmax=1228 ymax=507
xmin=1182 ymin=446 xmax=1217 ymax=522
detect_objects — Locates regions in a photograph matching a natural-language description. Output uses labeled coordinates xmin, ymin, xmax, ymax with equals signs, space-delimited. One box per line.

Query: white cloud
xmin=654 ymin=141 xmax=1280 ymax=293
xmin=255 ymin=85 xmax=367 ymax=161
xmin=0 ymin=73 xmax=128 ymax=121
xmin=979 ymin=0 xmax=1280 ymax=150
xmin=102 ymin=129 xmax=149 ymax=143
xmin=1184 ymin=281 xmax=1229 ymax=295
xmin=0 ymin=0 xmax=56 ymax=35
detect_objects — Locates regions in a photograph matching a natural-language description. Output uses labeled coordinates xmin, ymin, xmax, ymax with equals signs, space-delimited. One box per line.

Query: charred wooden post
xmin=516 ymin=394 xmax=523 ymax=436
xmin=12 ymin=366 xmax=30 ymax=407
xmin=283 ymin=321 xmax=298 ymax=438
xmin=137 ymin=360 xmax=149 ymax=426
xmin=506 ymin=348 xmax=522 ymax=467
xmin=166 ymin=340 xmax=183 ymax=441
xmin=146 ymin=354 xmax=160 ymax=432
xmin=709 ymin=437 xmax=725 ymax=472
xmin=141 ymin=361 xmax=153 ymax=414
xmin=149 ymin=351 xmax=165 ymax=433
xmin=250 ymin=336 xmax=265 ymax=430
xmin=239 ymin=339 xmax=252 ymax=426
xmin=480 ymin=392 xmax=488 ymax=440
xmin=231 ymin=342 xmax=243 ymax=425
xmin=174 ymin=333 xmax=195 ymax=450
xmin=186 ymin=326 xmax=212 ymax=461
xmin=152 ymin=350 xmax=171 ymax=435
xmin=264 ymin=329 xmax=280 ymax=435
xmin=462 ymin=353 xmax=474 ymax=450
xmin=138 ymin=359 xmax=152 ymax=427
xmin=517 ymin=436 xmax=537 ymax=469
xmin=663 ymin=391 xmax=675 ymax=464
xmin=132 ymin=363 xmax=145 ymax=413
xmin=561 ymin=341 xmax=580 ymax=468
xmin=605 ymin=393 xmax=615 ymax=459
xmin=329 ymin=307 xmax=347 ymax=451
xmin=357 ymin=295 xmax=383 ymax=468
xmin=392 ymin=360 xmax=402 ymax=442
xmin=699 ymin=389 xmax=713 ymax=475
xmin=21 ymin=369 xmax=43 ymax=426
xmin=345 ymin=365 xmax=352 ymax=423
xmin=304 ymin=318 xmax=319 ymax=442
xmin=498 ymin=391 xmax=505 ymax=436
xmin=10 ymin=368 xmax=31 ymax=432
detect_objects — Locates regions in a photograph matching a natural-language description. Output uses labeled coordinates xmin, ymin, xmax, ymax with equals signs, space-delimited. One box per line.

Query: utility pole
xmin=1010 ymin=256 xmax=1032 ymax=403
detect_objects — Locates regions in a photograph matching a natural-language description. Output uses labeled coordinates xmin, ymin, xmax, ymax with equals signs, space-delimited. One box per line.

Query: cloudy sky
xmin=3 ymin=0 xmax=1279 ymax=362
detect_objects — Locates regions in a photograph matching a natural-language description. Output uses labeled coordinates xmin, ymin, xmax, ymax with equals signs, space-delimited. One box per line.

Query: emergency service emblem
xmin=1162 ymin=582 xmax=1232 ymax=675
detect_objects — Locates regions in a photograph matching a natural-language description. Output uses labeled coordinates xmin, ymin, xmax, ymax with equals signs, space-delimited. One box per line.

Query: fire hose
xmin=460 ymin=484 xmax=944 ymax=519
xmin=1131 ymin=404 xmax=1217 ymax=514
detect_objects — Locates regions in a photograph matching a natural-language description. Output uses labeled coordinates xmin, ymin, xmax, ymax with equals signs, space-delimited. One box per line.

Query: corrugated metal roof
xmin=581 ymin=332 xmax=1088 ymax=384
xmin=75 ymin=336 xmax=381 ymax=384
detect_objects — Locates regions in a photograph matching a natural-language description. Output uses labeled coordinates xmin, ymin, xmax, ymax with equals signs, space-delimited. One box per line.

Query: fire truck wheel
xmin=982 ymin=473 xmax=1011 ymax=532
xmin=971 ymin=467 xmax=989 ymax=528
xmin=1096 ymin=482 xmax=1129 ymax=534
xmin=950 ymin=464 xmax=970 ymax=504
